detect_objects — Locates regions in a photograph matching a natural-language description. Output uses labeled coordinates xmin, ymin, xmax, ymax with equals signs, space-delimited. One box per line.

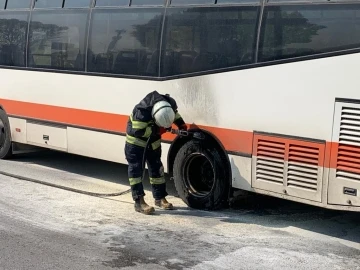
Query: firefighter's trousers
xmin=124 ymin=142 xmax=168 ymax=201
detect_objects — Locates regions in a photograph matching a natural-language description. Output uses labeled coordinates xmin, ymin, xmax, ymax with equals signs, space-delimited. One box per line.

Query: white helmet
xmin=151 ymin=100 xmax=175 ymax=128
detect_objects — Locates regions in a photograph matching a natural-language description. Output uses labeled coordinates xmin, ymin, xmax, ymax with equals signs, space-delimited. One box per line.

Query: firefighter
xmin=125 ymin=90 xmax=187 ymax=214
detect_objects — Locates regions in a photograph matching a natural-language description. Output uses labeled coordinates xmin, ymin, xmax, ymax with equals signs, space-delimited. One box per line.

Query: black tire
xmin=0 ymin=109 xmax=13 ymax=159
xmin=173 ymin=140 xmax=230 ymax=210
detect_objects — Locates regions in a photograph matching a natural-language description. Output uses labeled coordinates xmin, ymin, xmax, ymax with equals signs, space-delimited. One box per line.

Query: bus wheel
xmin=0 ymin=109 xmax=13 ymax=159
xmin=173 ymin=140 xmax=229 ymax=210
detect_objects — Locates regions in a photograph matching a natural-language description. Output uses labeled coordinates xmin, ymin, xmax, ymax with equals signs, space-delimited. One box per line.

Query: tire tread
xmin=173 ymin=140 xmax=229 ymax=210
xmin=0 ymin=109 xmax=13 ymax=159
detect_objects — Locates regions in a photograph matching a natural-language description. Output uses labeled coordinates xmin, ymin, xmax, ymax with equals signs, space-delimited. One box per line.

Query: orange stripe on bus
xmin=0 ymin=98 xmax=253 ymax=155
xmin=329 ymin=142 xmax=339 ymax=170
xmin=1 ymin=98 xmax=360 ymax=176
xmin=0 ymin=98 xmax=126 ymax=133
xmin=324 ymin=142 xmax=334 ymax=170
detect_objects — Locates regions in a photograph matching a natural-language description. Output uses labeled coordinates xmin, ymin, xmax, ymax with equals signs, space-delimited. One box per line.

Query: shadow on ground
xmin=7 ymin=149 xmax=360 ymax=246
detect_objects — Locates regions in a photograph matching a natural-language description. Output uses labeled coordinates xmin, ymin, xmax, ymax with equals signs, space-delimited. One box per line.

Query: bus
xmin=0 ymin=0 xmax=359 ymax=212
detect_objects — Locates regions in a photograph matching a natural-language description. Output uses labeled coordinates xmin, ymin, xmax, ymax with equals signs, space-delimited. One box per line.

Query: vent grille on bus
xmin=339 ymin=107 xmax=360 ymax=146
xmin=256 ymin=140 xmax=285 ymax=184
xmin=336 ymin=106 xmax=360 ymax=181
xmin=287 ymin=144 xmax=320 ymax=191
xmin=255 ymin=137 xmax=323 ymax=191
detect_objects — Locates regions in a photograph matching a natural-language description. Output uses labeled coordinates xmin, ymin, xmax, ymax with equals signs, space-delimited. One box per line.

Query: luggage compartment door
xmin=26 ymin=122 xmax=68 ymax=151
xmin=328 ymin=100 xmax=360 ymax=207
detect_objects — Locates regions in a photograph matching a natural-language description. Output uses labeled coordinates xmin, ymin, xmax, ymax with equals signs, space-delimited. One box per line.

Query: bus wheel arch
xmin=0 ymin=107 xmax=13 ymax=159
xmin=168 ymin=129 xmax=232 ymax=210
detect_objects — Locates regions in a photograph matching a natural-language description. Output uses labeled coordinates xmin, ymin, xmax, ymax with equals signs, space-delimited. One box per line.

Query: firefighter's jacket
xmin=126 ymin=91 xmax=186 ymax=150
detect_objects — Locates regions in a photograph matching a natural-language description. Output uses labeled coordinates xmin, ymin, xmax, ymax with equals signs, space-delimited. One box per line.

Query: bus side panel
xmin=67 ymin=127 xmax=126 ymax=164
xmin=328 ymin=101 xmax=360 ymax=207
xmin=251 ymin=133 xmax=325 ymax=203
xmin=27 ymin=122 xmax=67 ymax=151
xmin=229 ymin=154 xmax=253 ymax=192
xmin=8 ymin=117 xmax=27 ymax=144
xmin=66 ymin=127 xmax=172 ymax=173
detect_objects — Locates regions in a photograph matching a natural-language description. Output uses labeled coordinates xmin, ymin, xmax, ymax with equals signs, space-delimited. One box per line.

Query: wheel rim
xmin=0 ymin=119 xmax=5 ymax=150
xmin=183 ymin=153 xmax=215 ymax=198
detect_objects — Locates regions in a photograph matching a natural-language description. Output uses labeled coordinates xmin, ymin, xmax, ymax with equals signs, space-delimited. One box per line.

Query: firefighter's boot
xmin=134 ymin=196 xmax=155 ymax=215
xmin=155 ymin=198 xmax=174 ymax=210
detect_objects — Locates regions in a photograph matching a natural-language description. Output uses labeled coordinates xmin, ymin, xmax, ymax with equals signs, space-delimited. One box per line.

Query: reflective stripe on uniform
xmin=151 ymin=139 xmax=161 ymax=150
xmin=175 ymin=112 xmax=182 ymax=120
xmin=126 ymin=135 xmax=147 ymax=147
xmin=143 ymin=126 xmax=152 ymax=138
xmin=129 ymin=177 xmax=142 ymax=185
xmin=130 ymin=114 xmax=148 ymax=129
xmin=150 ymin=177 xmax=165 ymax=185
xmin=126 ymin=136 xmax=161 ymax=150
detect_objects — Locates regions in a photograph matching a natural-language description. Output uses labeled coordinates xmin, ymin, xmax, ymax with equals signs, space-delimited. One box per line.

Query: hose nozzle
xmin=170 ymin=129 xmax=205 ymax=140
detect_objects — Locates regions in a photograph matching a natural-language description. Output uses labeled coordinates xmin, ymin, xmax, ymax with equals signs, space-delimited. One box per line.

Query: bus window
xmin=259 ymin=4 xmax=360 ymax=62
xmin=268 ymin=0 xmax=328 ymax=2
xmin=217 ymin=0 xmax=260 ymax=3
xmin=0 ymin=0 xmax=5 ymax=9
xmin=33 ymin=0 xmax=63 ymax=8
xmin=170 ymin=0 xmax=214 ymax=5
xmin=28 ymin=10 xmax=88 ymax=71
xmin=0 ymin=12 xmax=28 ymax=67
xmin=63 ymin=0 xmax=91 ymax=8
xmin=131 ymin=0 xmax=165 ymax=6
xmin=161 ymin=6 xmax=259 ymax=76
xmin=87 ymin=8 xmax=163 ymax=77
xmin=6 ymin=0 xmax=31 ymax=9
xmin=95 ymin=0 xmax=129 ymax=7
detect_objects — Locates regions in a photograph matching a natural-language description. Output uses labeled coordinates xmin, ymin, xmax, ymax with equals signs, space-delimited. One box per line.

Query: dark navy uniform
xmin=124 ymin=90 xmax=186 ymax=201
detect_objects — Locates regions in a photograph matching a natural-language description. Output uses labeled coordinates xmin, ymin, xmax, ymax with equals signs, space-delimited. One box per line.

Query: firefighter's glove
xmin=150 ymin=124 xmax=159 ymax=138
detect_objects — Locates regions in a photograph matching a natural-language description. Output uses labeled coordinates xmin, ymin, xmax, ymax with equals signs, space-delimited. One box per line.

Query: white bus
xmin=0 ymin=0 xmax=359 ymax=211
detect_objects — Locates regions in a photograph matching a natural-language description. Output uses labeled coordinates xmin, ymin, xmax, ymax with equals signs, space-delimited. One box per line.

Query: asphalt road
xmin=0 ymin=150 xmax=359 ymax=270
